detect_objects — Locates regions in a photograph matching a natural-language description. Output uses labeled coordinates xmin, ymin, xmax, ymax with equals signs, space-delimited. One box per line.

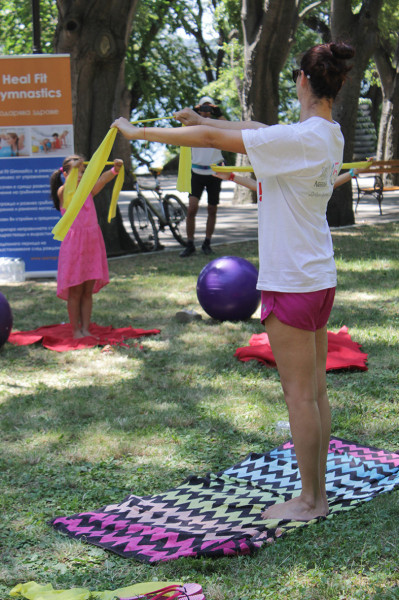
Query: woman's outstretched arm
xmin=111 ymin=117 xmax=247 ymax=154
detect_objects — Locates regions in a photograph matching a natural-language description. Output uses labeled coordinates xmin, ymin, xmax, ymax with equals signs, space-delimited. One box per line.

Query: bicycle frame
xmin=133 ymin=172 xmax=168 ymax=228
xmin=128 ymin=170 xmax=187 ymax=251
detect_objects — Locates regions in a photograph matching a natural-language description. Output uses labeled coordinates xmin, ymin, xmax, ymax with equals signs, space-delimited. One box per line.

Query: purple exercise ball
xmin=0 ymin=292 xmax=13 ymax=348
xmin=196 ymin=256 xmax=261 ymax=321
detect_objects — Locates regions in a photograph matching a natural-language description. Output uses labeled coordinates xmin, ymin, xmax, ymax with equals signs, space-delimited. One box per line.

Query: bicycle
xmin=128 ymin=168 xmax=188 ymax=252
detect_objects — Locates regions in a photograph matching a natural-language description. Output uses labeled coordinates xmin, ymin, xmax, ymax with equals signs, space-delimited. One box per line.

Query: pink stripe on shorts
xmin=260 ymin=287 xmax=336 ymax=331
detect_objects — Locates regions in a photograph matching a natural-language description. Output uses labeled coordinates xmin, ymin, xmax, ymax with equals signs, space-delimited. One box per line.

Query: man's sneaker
xmin=180 ymin=244 xmax=196 ymax=257
xmin=201 ymin=243 xmax=214 ymax=255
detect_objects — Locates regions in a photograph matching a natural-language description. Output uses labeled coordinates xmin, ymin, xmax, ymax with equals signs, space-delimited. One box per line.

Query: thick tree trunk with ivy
xmin=54 ymin=0 xmax=139 ymax=255
xmin=327 ymin=0 xmax=383 ymax=227
xmin=374 ymin=38 xmax=399 ymax=186
xmin=235 ymin=0 xmax=300 ymax=204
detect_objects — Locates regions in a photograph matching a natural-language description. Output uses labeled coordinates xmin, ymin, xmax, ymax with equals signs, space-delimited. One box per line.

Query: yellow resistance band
xmin=52 ymin=116 xmax=189 ymax=240
xmin=132 ymin=116 xmax=191 ymax=193
xmin=131 ymin=116 xmax=175 ymax=125
xmin=83 ymin=160 xmax=125 ymax=222
xmin=62 ymin=164 xmax=78 ymax=210
xmin=52 ymin=128 xmax=124 ymax=241
xmin=211 ymin=161 xmax=373 ymax=173
xmin=10 ymin=580 xmax=181 ymax=600
xmin=176 ymin=125 xmax=192 ymax=193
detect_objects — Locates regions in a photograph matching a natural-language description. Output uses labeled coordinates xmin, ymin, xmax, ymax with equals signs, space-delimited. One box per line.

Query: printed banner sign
xmin=0 ymin=54 xmax=74 ymax=276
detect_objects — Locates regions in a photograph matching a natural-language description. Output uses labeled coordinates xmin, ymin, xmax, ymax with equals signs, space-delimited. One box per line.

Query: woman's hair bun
xmin=330 ymin=42 xmax=355 ymax=61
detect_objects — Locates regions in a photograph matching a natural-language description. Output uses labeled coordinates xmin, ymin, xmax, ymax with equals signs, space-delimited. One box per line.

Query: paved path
xmin=118 ymin=175 xmax=399 ymax=255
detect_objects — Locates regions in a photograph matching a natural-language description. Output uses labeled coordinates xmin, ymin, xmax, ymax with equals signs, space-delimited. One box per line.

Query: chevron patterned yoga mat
xmin=50 ymin=437 xmax=399 ymax=563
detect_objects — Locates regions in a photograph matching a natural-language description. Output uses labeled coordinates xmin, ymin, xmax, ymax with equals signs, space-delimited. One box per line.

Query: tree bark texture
xmin=328 ymin=0 xmax=383 ymax=226
xmin=54 ymin=0 xmax=139 ymax=255
xmin=235 ymin=0 xmax=299 ymax=204
xmin=241 ymin=0 xmax=299 ymax=123
xmin=374 ymin=37 xmax=399 ymax=186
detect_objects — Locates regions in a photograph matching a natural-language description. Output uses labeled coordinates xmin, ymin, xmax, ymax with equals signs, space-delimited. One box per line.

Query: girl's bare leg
xmin=261 ymin=313 xmax=329 ymax=521
xmin=67 ymin=284 xmax=84 ymax=337
xmin=80 ymin=279 xmax=96 ymax=336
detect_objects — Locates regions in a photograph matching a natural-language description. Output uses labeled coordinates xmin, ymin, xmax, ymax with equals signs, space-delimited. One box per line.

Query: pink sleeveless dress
xmin=57 ymin=193 xmax=109 ymax=300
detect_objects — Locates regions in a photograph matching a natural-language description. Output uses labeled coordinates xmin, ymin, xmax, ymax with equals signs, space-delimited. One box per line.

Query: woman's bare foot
xmin=261 ymin=495 xmax=329 ymax=522
xmin=73 ymin=328 xmax=85 ymax=339
xmin=80 ymin=328 xmax=91 ymax=337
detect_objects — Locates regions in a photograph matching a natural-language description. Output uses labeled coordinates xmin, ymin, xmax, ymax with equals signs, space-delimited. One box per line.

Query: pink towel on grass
xmin=8 ymin=322 xmax=160 ymax=352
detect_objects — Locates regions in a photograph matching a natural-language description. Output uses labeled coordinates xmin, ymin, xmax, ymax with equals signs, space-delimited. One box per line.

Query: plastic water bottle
xmin=0 ymin=257 xmax=25 ymax=283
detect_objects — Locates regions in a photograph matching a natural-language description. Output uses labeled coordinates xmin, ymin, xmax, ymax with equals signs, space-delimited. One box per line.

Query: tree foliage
xmin=126 ymin=0 xmax=209 ymax=168
xmin=1 ymin=0 xmax=399 ymax=229
xmin=0 ymin=0 xmax=57 ymax=54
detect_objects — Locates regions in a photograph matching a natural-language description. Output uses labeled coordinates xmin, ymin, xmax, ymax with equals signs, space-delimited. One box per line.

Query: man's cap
xmin=198 ymin=96 xmax=213 ymax=105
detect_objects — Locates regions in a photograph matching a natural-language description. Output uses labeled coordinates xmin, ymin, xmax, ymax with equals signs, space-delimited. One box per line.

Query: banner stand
xmin=0 ymin=54 xmax=74 ymax=278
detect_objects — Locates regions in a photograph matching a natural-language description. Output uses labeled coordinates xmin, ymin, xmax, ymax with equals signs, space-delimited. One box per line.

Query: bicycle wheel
xmin=128 ymin=196 xmax=160 ymax=252
xmin=163 ymin=194 xmax=188 ymax=246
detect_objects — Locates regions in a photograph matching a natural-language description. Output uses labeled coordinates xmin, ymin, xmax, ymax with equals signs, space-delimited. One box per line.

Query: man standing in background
xmin=180 ymin=97 xmax=226 ymax=257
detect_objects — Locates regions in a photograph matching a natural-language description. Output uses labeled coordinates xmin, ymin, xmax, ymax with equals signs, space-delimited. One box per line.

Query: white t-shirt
xmin=191 ymin=147 xmax=224 ymax=175
xmin=242 ymin=117 xmax=344 ymax=292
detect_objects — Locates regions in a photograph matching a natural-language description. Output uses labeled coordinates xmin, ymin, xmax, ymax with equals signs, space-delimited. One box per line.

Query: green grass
xmin=0 ymin=223 xmax=398 ymax=600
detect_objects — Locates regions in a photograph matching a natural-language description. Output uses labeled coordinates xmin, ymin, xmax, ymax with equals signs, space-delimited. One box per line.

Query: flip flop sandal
xmin=119 ymin=583 xmax=205 ymax=600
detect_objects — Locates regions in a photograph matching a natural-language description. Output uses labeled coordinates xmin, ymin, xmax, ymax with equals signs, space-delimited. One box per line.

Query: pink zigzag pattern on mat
xmin=52 ymin=515 xmax=249 ymax=561
xmin=329 ymin=439 xmax=399 ymax=466
xmin=281 ymin=439 xmax=399 ymax=466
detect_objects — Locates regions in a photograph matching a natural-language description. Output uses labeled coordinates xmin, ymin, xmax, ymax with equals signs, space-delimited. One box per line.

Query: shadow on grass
xmin=0 ymin=329 xmax=278 ymax=495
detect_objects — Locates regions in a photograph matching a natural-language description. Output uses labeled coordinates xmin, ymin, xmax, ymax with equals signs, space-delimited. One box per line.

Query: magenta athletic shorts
xmin=260 ymin=288 xmax=336 ymax=331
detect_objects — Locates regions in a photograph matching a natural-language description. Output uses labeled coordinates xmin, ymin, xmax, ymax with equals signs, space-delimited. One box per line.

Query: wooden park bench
xmin=354 ymin=159 xmax=399 ymax=216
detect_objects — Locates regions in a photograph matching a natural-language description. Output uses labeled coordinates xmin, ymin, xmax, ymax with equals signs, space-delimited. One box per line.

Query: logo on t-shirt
xmin=314 ymin=166 xmax=329 ymax=188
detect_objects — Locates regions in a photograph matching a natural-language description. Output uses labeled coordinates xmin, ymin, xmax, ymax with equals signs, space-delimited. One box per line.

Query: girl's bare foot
xmin=261 ymin=495 xmax=329 ymax=522
xmin=73 ymin=328 xmax=85 ymax=339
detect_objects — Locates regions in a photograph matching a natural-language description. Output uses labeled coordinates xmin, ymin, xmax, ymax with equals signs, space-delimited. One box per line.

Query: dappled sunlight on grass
xmin=62 ymin=427 xmax=177 ymax=464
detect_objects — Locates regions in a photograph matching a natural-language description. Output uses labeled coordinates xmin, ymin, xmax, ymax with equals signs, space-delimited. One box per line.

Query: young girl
xmin=50 ymin=155 xmax=123 ymax=338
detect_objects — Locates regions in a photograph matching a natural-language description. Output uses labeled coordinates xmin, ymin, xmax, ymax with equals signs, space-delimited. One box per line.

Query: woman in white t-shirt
xmin=112 ymin=42 xmax=355 ymax=523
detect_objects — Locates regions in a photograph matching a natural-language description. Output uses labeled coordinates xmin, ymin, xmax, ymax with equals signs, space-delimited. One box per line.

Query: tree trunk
xmin=241 ymin=0 xmax=300 ymax=124
xmin=374 ymin=37 xmax=399 ymax=186
xmin=236 ymin=0 xmax=300 ymax=204
xmin=54 ymin=0 xmax=139 ymax=254
xmin=328 ymin=0 xmax=383 ymax=226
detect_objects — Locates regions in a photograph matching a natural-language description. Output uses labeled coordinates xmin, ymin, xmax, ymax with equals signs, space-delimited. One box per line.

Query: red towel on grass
xmin=234 ymin=326 xmax=368 ymax=371
xmin=8 ymin=322 xmax=160 ymax=352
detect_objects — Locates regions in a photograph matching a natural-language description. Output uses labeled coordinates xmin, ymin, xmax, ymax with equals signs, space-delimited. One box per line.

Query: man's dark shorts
xmin=191 ymin=172 xmax=222 ymax=206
